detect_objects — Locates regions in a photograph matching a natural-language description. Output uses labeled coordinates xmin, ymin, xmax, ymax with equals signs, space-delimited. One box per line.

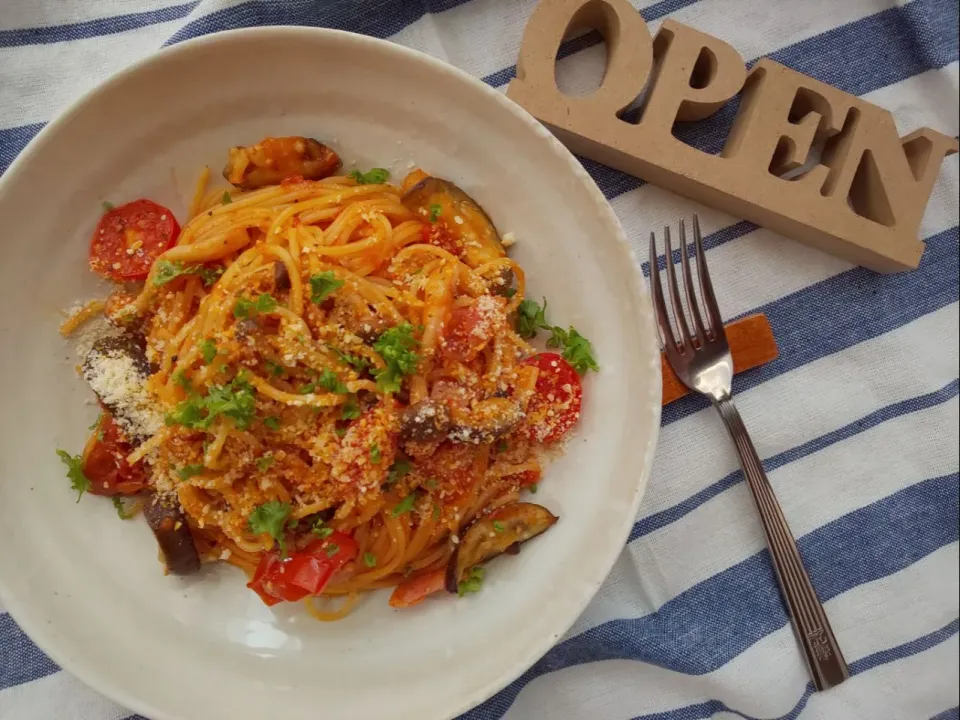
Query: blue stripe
xmin=0 ymin=613 xmax=60 ymax=690
xmin=0 ymin=122 xmax=45 ymax=177
xmin=460 ymin=473 xmax=960 ymax=718
xmin=631 ymin=379 xmax=959 ymax=542
xmin=661 ymin=225 xmax=960 ymax=427
xmin=629 ymin=619 xmax=960 ymax=720
xmin=932 ymin=709 xmax=960 ymax=720
xmin=0 ymin=3 xmax=199 ymax=48
xmin=163 ymin=0 xmax=469 ymax=47
xmin=3 ymin=0 xmax=957 ymax=180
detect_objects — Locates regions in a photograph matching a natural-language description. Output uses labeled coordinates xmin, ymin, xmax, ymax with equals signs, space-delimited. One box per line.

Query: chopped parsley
xmin=516 ymin=297 xmax=548 ymax=339
xmin=165 ymin=373 xmax=257 ymax=431
xmin=496 ymin=439 xmax=508 ymax=453
xmin=457 ymin=566 xmax=486 ymax=596
xmin=369 ymin=443 xmax=381 ymax=464
xmin=248 ymin=501 xmax=292 ymax=554
xmin=363 ymin=552 xmax=377 ymax=568
xmin=56 ymin=450 xmax=90 ymax=502
xmin=348 ymin=167 xmax=390 ymax=185
xmin=514 ymin=297 xmax=598 ymax=373
xmin=324 ymin=542 xmax=341 ymax=557
xmin=264 ymin=416 xmax=281 ymax=431
xmin=318 ymin=369 xmax=349 ymax=394
xmin=177 ymin=464 xmax=205 ymax=481
xmin=391 ymin=492 xmax=418 ymax=517
xmin=96 ymin=429 xmax=105 ymax=442
xmin=529 ymin=483 xmax=539 ymax=494
xmin=372 ymin=323 xmax=420 ymax=393
xmin=88 ymin=415 xmax=102 ymax=431
xmin=112 ymin=496 xmax=135 ymax=520
xmin=221 ymin=191 xmax=232 ymax=205
xmin=332 ymin=347 xmax=371 ymax=373
xmin=101 ymin=201 xmax=114 ymax=212
xmin=428 ymin=203 xmax=442 ymax=223
xmin=234 ymin=293 xmax=277 ymax=319
xmin=256 ymin=454 xmax=275 ymax=472
xmin=153 ymin=260 xmax=223 ymax=288
xmin=172 ymin=369 xmax=192 ymax=391
xmin=309 ymin=272 xmax=344 ymax=304
xmin=386 ymin=459 xmax=412 ymax=485
xmin=200 ymin=339 xmax=217 ymax=364
xmin=312 ymin=518 xmax=334 ymax=538
xmin=265 ymin=360 xmax=285 ymax=377
xmin=492 ymin=521 xmax=505 ymax=533
xmin=503 ymin=287 xmax=517 ymax=298
xmin=334 ymin=426 xmax=348 ymax=438
xmin=546 ymin=325 xmax=599 ymax=374
xmin=340 ymin=397 xmax=361 ymax=420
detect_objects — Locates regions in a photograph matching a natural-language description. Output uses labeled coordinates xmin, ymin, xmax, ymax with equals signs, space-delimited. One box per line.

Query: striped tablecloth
xmin=1 ymin=2 xmax=958 ymax=719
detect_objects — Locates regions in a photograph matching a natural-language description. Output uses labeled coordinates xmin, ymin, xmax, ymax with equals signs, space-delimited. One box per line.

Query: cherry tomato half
xmin=518 ymin=353 xmax=583 ymax=444
xmin=81 ymin=413 xmax=149 ymax=496
xmin=247 ymin=532 xmax=359 ymax=607
xmin=89 ymin=199 xmax=180 ymax=281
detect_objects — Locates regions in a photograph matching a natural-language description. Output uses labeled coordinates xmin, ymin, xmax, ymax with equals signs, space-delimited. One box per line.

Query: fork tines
xmin=648 ymin=215 xmax=724 ymax=354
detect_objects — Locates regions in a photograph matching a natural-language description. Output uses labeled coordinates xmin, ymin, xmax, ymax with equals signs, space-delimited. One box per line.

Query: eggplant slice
xmin=400 ymin=399 xmax=452 ymax=443
xmin=81 ymin=333 xmax=160 ymax=442
xmin=143 ymin=494 xmax=201 ymax=575
xmin=445 ymin=502 xmax=558 ymax=593
xmin=447 ymin=397 xmax=523 ymax=445
xmin=402 ymin=177 xmax=506 ymax=267
xmin=224 ymin=137 xmax=341 ymax=190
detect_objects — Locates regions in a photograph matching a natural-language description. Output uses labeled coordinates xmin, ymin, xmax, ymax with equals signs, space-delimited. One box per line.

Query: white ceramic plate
xmin=0 ymin=28 xmax=660 ymax=720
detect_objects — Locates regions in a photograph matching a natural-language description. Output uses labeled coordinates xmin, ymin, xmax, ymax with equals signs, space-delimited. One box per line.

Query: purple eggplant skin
xmin=445 ymin=502 xmax=558 ymax=593
xmin=143 ymin=495 xmax=201 ymax=576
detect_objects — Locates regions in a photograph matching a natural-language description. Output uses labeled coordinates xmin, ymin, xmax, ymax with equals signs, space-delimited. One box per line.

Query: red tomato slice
xmin=442 ymin=296 xmax=506 ymax=363
xmin=389 ymin=568 xmax=446 ymax=608
xmin=518 ymin=353 xmax=583 ymax=444
xmin=81 ymin=413 xmax=149 ymax=496
xmin=247 ymin=532 xmax=358 ymax=606
xmin=89 ymin=199 xmax=180 ymax=281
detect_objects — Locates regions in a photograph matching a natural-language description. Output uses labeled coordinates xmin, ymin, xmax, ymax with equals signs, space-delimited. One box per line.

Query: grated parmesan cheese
xmin=82 ymin=348 xmax=163 ymax=439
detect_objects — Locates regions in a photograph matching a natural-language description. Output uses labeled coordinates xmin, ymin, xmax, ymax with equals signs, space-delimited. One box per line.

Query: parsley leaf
xmin=200 ymin=339 xmax=217 ymax=364
xmin=234 ymin=293 xmax=277 ymax=319
xmin=340 ymin=397 xmax=361 ymax=420
xmin=334 ymin=426 xmax=348 ymax=438
xmin=165 ymin=373 xmax=257 ymax=431
xmin=154 ymin=260 xmax=223 ymax=288
xmin=348 ymin=167 xmax=390 ymax=185
xmin=428 ymin=203 xmax=442 ymax=223
xmin=529 ymin=483 xmax=538 ymax=494
xmin=319 ymin=369 xmax=349 ymax=394
xmin=177 ymin=464 xmax=205 ymax=481
xmin=172 ymin=369 xmax=192 ymax=391
xmin=372 ymin=324 xmax=420 ymax=393
xmin=101 ymin=201 xmax=115 ymax=213
xmin=546 ymin=325 xmax=599 ymax=374
xmin=56 ymin=450 xmax=90 ymax=502
xmin=325 ymin=542 xmax=340 ymax=557
xmin=112 ymin=496 xmax=135 ymax=520
xmin=265 ymin=360 xmax=285 ymax=377
xmin=492 ymin=521 xmax=505 ymax=533
xmin=248 ymin=501 xmax=292 ymax=554
xmin=386 ymin=459 xmax=412 ymax=485
xmin=256 ymin=454 xmax=275 ymax=472
xmin=264 ymin=416 xmax=281 ymax=431
xmin=221 ymin=191 xmax=232 ymax=205
xmin=309 ymin=272 xmax=344 ymax=304
xmin=312 ymin=518 xmax=334 ymax=538
xmin=516 ymin=297 xmax=548 ymax=339
xmin=457 ymin=566 xmax=486 ymax=596
xmin=331 ymin=347 xmax=371 ymax=373
xmin=369 ymin=444 xmax=381 ymax=464
xmin=363 ymin=552 xmax=377 ymax=568
xmin=391 ymin=492 xmax=419 ymax=517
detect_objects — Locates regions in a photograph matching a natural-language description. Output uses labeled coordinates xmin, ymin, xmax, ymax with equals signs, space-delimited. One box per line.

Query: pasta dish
xmin=58 ymin=136 xmax=597 ymax=620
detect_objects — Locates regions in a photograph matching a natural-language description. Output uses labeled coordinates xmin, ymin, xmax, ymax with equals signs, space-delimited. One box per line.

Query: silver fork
xmin=649 ymin=215 xmax=849 ymax=691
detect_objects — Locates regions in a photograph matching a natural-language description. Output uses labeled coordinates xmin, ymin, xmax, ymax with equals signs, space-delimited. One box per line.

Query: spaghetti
xmin=58 ymin=136 xmax=597 ymax=618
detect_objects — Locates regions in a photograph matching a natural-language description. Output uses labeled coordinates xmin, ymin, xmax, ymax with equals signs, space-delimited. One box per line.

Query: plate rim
xmin=0 ymin=25 xmax=661 ymax=720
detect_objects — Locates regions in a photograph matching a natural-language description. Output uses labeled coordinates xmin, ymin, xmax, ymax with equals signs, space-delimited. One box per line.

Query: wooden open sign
xmin=506 ymin=0 xmax=958 ymax=272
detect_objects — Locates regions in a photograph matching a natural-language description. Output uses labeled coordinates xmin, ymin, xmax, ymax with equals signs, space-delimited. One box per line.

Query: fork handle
xmin=713 ymin=397 xmax=849 ymax=691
